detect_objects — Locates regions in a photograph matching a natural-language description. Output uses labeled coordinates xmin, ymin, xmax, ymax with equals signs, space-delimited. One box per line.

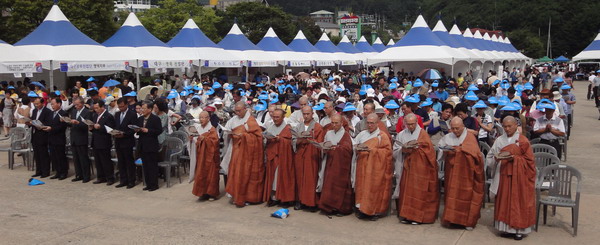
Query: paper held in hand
xmin=401 ymin=140 xmax=419 ymax=149
xmin=290 ymin=129 xmax=312 ymax=138
xmin=60 ymin=116 xmax=72 ymax=124
xmin=219 ymin=124 xmax=232 ymax=134
xmin=31 ymin=120 xmax=46 ymax=129
xmin=439 ymin=145 xmax=455 ymax=151
xmin=263 ymin=131 xmax=277 ymax=139
xmin=128 ymin=124 xmax=141 ymax=130
xmin=105 ymin=125 xmax=123 ymax=136
xmin=83 ymin=119 xmax=95 ymax=126
xmin=495 ymin=151 xmax=513 ymax=160
xmin=355 ymin=143 xmax=369 ymax=151
xmin=185 ymin=125 xmax=199 ymax=136
xmin=309 ymin=140 xmax=333 ymax=150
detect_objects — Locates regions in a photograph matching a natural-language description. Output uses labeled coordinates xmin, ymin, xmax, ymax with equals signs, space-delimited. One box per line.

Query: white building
xmin=114 ymin=0 xmax=156 ymax=13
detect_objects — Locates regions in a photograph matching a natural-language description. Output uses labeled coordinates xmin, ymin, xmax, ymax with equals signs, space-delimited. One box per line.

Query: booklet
xmin=105 ymin=125 xmax=123 ymax=136
xmin=31 ymin=120 xmax=46 ymax=129
xmin=128 ymin=124 xmax=141 ymax=130
xmin=310 ymin=140 xmax=333 ymax=150
xmin=60 ymin=116 xmax=73 ymax=124
xmin=83 ymin=119 xmax=95 ymax=126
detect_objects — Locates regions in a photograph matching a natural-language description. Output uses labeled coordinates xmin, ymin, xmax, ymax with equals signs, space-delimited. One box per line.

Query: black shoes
xmin=40 ymin=175 xmax=49 ymax=178
xmin=143 ymin=186 xmax=158 ymax=191
xmin=72 ymin=178 xmax=83 ymax=182
xmin=31 ymin=174 xmax=41 ymax=178
xmin=126 ymin=184 xmax=136 ymax=189
xmin=93 ymin=180 xmax=106 ymax=184
xmin=58 ymin=175 xmax=67 ymax=180
xmin=50 ymin=175 xmax=60 ymax=179
xmin=106 ymin=181 xmax=115 ymax=186
xmin=82 ymin=179 xmax=90 ymax=183
xmin=115 ymin=183 xmax=127 ymax=188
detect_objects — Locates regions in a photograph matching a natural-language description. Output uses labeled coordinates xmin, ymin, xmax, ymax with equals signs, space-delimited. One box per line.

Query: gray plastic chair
xmin=170 ymin=131 xmax=190 ymax=173
xmin=0 ymin=127 xmax=29 ymax=169
xmin=532 ymin=143 xmax=558 ymax=156
xmin=479 ymin=141 xmax=491 ymax=157
xmin=158 ymin=137 xmax=184 ymax=187
xmin=529 ymin=138 xmax=542 ymax=145
xmin=534 ymin=152 xmax=561 ymax=190
xmin=558 ymin=136 xmax=567 ymax=161
xmin=535 ymin=164 xmax=582 ymax=236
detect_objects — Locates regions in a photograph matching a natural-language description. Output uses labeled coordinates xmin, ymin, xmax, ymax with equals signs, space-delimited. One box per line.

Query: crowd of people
xmin=0 ymin=64 xmax=578 ymax=240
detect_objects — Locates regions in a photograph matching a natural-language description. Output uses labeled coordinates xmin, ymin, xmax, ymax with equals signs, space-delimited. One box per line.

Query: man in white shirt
xmin=533 ymin=102 xmax=566 ymax=159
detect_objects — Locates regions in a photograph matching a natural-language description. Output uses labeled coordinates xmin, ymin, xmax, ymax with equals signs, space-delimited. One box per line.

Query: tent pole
xmin=135 ymin=60 xmax=141 ymax=90
xmin=245 ymin=65 xmax=249 ymax=83
xmin=451 ymin=58 xmax=455 ymax=79
xmin=49 ymin=60 xmax=54 ymax=91
xmin=199 ymin=60 xmax=202 ymax=76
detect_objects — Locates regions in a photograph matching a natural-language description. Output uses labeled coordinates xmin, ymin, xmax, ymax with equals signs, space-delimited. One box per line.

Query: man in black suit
xmin=46 ymin=98 xmax=69 ymax=180
xmin=69 ymin=97 xmax=91 ymax=183
xmin=136 ymin=101 xmax=163 ymax=191
xmin=30 ymin=97 xmax=52 ymax=178
xmin=90 ymin=100 xmax=116 ymax=185
xmin=114 ymin=97 xmax=138 ymax=189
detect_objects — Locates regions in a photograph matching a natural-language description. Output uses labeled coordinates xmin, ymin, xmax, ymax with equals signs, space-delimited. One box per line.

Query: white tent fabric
xmin=354 ymin=36 xmax=378 ymax=58
xmin=287 ymin=30 xmax=336 ymax=66
xmin=314 ymin=33 xmax=355 ymax=65
xmin=431 ymin=20 xmax=472 ymax=62
xmin=369 ymin=15 xmax=459 ymax=65
xmin=371 ymin=37 xmax=386 ymax=52
xmin=386 ymin=39 xmax=395 ymax=47
xmin=167 ymin=19 xmax=240 ymax=67
xmin=337 ymin=35 xmax=366 ymax=63
xmin=256 ymin=27 xmax=313 ymax=67
xmin=13 ymin=5 xmax=128 ymax=68
xmin=0 ymin=40 xmax=37 ymax=62
xmin=573 ymin=32 xmax=600 ymax=61
xmin=471 ymin=30 xmax=502 ymax=61
xmin=448 ymin=24 xmax=486 ymax=62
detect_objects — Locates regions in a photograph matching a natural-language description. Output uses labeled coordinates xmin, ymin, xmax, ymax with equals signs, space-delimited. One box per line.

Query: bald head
xmin=330 ymin=114 xmax=343 ymax=131
xmin=404 ymin=113 xmax=418 ymax=132
xmin=449 ymin=116 xmax=465 ymax=137
xmin=199 ymin=111 xmax=210 ymax=127
xmin=502 ymin=116 xmax=518 ymax=137
xmin=363 ymin=103 xmax=375 ymax=116
xmin=324 ymin=101 xmax=334 ymax=115
xmin=234 ymin=101 xmax=247 ymax=118
xmin=301 ymin=106 xmax=314 ymax=124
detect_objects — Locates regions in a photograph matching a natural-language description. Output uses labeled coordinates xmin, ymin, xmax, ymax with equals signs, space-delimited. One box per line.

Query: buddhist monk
xmin=292 ymin=106 xmax=324 ymax=211
xmin=352 ymin=114 xmax=393 ymax=220
xmin=487 ymin=116 xmax=536 ymax=240
xmin=438 ymin=117 xmax=485 ymax=230
xmin=393 ymin=113 xmax=439 ymax=224
xmin=317 ymin=114 xmax=354 ymax=216
xmin=191 ymin=111 xmax=221 ymax=200
xmin=263 ymin=109 xmax=295 ymax=206
xmin=222 ymin=102 xmax=265 ymax=207
xmin=321 ymin=101 xmax=350 ymax=132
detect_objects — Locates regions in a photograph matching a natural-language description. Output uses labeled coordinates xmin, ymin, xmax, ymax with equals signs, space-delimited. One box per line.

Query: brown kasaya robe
xmin=263 ymin=124 xmax=296 ymax=202
xmin=192 ymin=127 xmax=221 ymax=198
xmin=354 ymin=132 xmax=393 ymax=216
xmin=294 ymin=122 xmax=324 ymax=207
xmin=495 ymin=134 xmax=536 ymax=229
xmin=225 ymin=116 xmax=265 ymax=206
xmin=397 ymin=131 xmax=440 ymax=223
xmin=319 ymin=131 xmax=354 ymax=214
xmin=377 ymin=121 xmax=391 ymax=141
xmin=442 ymin=133 xmax=485 ymax=227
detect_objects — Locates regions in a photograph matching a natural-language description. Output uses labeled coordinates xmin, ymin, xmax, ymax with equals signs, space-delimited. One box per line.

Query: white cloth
xmin=533 ymin=115 xmax=565 ymax=140
xmin=287 ymin=109 xmax=318 ymax=128
xmin=391 ymin=126 xmax=421 ymax=199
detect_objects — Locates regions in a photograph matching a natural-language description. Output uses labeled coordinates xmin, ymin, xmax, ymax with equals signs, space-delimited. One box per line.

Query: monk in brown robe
xmin=438 ymin=117 xmax=484 ymax=230
xmin=321 ymin=102 xmax=351 ymax=133
xmin=353 ymin=114 xmax=393 ymax=220
xmin=487 ymin=116 xmax=536 ymax=240
xmin=394 ymin=113 xmax=439 ymax=224
xmin=192 ymin=111 xmax=221 ymax=200
xmin=317 ymin=114 xmax=354 ymax=215
xmin=222 ymin=102 xmax=265 ymax=207
xmin=263 ymin=109 xmax=295 ymax=206
xmin=293 ymin=106 xmax=324 ymax=210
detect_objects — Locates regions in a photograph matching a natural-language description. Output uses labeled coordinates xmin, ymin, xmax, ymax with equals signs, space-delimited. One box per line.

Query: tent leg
xmin=49 ymin=61 xmax=54 ymax=91
xmin=199 ymin=60 xmax=202 ymax=76
xmin=245 ymin=66 xmax=249 ymax=83
xmin=451 ymin=58 xmax=455 ymax=79
xmin=135 ymin=60 xmax=141 ymax=90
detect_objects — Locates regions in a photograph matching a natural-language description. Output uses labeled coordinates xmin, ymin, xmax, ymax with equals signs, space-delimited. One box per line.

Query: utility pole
xmin=546 ymin=17 xmax=552 ymax=58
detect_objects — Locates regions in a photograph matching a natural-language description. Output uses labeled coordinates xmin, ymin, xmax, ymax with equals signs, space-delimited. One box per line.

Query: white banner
xmin=341 ymin=60 xmax=358 ymax=66
xmin=287 ymin=61 xmax=312 ymax=67
xmin=203 ymin=60 xmax=242 ymax=68
xmin=0 ymin=62 xmax=42 ymax=73
xmin=248 ymin=60 xmax=279 ymax=67
xmin=59 ymin=61 xmax=127 ymax=72
xmin=143 ymin=60 xmax=193 ymax=69
xmin=315 ymin=60 xmax=336 ymax=67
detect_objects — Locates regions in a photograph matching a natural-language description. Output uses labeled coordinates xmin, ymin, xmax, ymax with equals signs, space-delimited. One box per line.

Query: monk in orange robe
xmin=263 ymin=109 xmax=295 ymax=205
xmin=393 ymin=113 xmax=439 ymax=224
xmin=438 ymin=117 xmax=484 ymax=230
xmin=487 ymin=116 xmax=536 ymax=240
xmin=222 ymin=102 xmax=265 ymax=207
xmin=293 ymin=106 xmax=324 ymax=210
xmin=353 ymin=114 xmax=393 ymax=220
xmin=192 ymin=111 xmax=221 ymax=200
xmin=317 ymin=114 xmax=354 ymax=215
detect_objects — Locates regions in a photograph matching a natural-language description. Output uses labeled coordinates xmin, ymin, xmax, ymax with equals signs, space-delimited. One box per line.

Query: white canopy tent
xmin=573 ymin=32 xmax=600 ymax=61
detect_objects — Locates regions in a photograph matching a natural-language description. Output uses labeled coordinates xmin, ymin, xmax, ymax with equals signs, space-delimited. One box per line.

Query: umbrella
xmin=103 ymin=79 xmax=120 ymax=87
xmin=295 ymin=72 xmax=310 ymax=81
xmin=137 ymin=85 xmax=163 ymax=101
xmin=417 ymin=69 xmax=442 ymax=80
xmin=30 ymin=81 xmax=45 ymax=89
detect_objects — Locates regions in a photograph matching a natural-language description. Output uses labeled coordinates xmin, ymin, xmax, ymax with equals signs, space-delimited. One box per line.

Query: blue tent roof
xmin=371 ymin=37 xmax=386 ymax=52
xmin=314 ymin=33 xmax=343 ymax=53
xmin=288 ymin=31 xmax=320 ymax=53
xmin=0 ymin=39 xmax=6 ymax=44
xmin=448 ymin=24 xmax=477 ymax=50
xmin=554 ymin=55 xmax=569 ymax=62
xmin=14 ymin=5 xmax=100 ymax=46
xmin=462 ymin=28 xmax=487 ymax=52
xmin=432 ymin=20 xmax=462 ymax=49
xmin=103 ymin=13 xmax=166 ymax=47
xmin=337 ymin=36 xmax=361 ymax=54
xmin=218 ymin=24 xmax=261 ymax=51
xmin=582 ymin=32 xmax=600 ymax=51
xmin=393 ymin=16 xmax=446 ymax=47
xmin=167 ymin=19 xmax=219 ymax=48
xmin=256 ymin=27 xmax=293 ymax=52
xmin=355 ymin=36 xmax=377 ymax=53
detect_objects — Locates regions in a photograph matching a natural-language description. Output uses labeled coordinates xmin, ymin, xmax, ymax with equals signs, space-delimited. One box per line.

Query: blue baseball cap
xmin=488 ymin=96 xmax=499 ymax=105
xmin=473 ymin=100 xmax=488 ymax=109
xmin=405 ymin=94 xmax=420 ymax=103
xmin=342 ymin=103 xmax=357 ymax=112
xmin=413 ymin=79 xmax=423 ymax=88
xmin=254 ymin=102 xmax=267 ymax=112
xmin=167 ymin=91 xmax=178 ymax=99
xmin=420 ymin=98 xmax=433 ymax=107
xmin=492 ymin=79 xmax=501 ymax=86
xmin=384 ymin=100 xmax=399 ymax=109
xmin=465 ymin=91 xmax=478 ymax=101
xmin=554 ymin=77 xmax=564 ymax=83
xmin=124 ymin=91 xmax=137 ymax=97
xmin=180 ymin=91 xmax=189 ymax=97
xmin=560 ymin=84 xmax=572 ymax=90
xmin=390 ymin=77 xmax=398 ymax=83
xmin=524 ymin=82 xmax=534 ymax=90
xmin=27 ymin=91 xmax=39 ymax=97
xmin=467 ymin=84 xmax=479 ymax=91
xmin=206 ymin=88 xmax=215 ymax=96
xmin=212 ymin=82 xmax=222 ymax=89
xmin=389 ymin=83 xmax=398 ymax=89
xmin=86 ymin=77 xmax=95 ymax=82
xmin=312 ymin=103 xmax=324 ymax=111
xmin=498 ymin=96 xmax=510 ymax=106
xmin=431 ymin=80 xmax=439 ymax=88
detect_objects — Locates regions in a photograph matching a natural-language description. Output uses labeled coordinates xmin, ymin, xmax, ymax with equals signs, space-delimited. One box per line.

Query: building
xmin=114 ymin=0 xmax=156 ymax=13
xmin=309 ymin=10 xmax=335 ymax=24
xmin=215 ymin=0 xmax=269 ymax=11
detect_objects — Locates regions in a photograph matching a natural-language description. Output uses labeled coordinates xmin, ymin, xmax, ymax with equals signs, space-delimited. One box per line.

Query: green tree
xmin=138 ymin=0 xmax=221 ymax=42
xmin=296 ymin=16 xmax=324 ymax=44
xmin=0 ymin=0 xmax=117 ymax=44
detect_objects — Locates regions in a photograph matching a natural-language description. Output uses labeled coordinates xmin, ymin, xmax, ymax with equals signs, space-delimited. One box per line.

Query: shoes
xmin=266 ymin=200 xmax=280 ymax=207
xmin=82 ymin=179 xmax=90 ymax=183
xmin=31 ymin=174 xmax=41 ymax=177
xmin=58 ymin=175 xmax=67 ymax=180
xmin=40 ymin=175 xmax=49 ymax=178
xmin=93 ymin=180 xmax=106 ymax=184
xmin=115 ymin=183 xmax=127 ymax=188
xmin=50 ymin=175 xmax=60 ymax=179
xmin=465 ymin=227 xmax=474 ymax=231
xmin=126 ymin=184 xmax=136 ymax=189
xmin=143 ymin=187 xmax=150 ymax=191
xmin=106 ymin=181 xmax=115 ymax=186
xmin=147 ymin=187 xmax=158 ymax=192
xmin=294 ymin=202 xmax=303 ymax=210
xmin=71 ymin=178 xmax=83 ymax=182
xmin=514 ymin=234 xmax=523 ymax=240
xmin=208 ymin=197 xmax=216 ymax=201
